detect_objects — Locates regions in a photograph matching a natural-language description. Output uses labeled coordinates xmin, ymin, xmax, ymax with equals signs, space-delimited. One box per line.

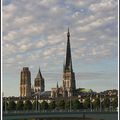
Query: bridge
xmin=3 ymin=111 xmax=118 ymax=120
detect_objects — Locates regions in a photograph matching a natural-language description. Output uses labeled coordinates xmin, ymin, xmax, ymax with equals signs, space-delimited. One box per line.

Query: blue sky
xmin=2 ymin=0 xmax=118 ymax=97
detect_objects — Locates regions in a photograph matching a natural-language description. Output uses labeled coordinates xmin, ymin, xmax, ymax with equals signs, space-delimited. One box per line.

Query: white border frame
xmin=1 ymin=0 xmax=119 ymax=120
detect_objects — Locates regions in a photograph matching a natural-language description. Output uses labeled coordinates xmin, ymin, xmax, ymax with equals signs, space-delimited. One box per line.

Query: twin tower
xmin=20 ymin=29 xmax=76 ymax=98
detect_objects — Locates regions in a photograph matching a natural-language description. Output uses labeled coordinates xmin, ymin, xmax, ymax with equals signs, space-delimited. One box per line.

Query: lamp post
xmin=36 ymin=95 xmax=38 ymax=111
xmin=100 ymin=93 xmax=102 ymax=112
xmin=5 ymin=98 xmax=7 ymax=112
xmin=38 ymin=93 xmax=40 ymax=111
xmin=109 ymin=92 xmax=112 ymax=112
xmin=90 ymin=92 xmax=92 ymax=112
xmin=34 ymin=91 xmax=45 ymax=112
xmin=70 ymin=96 xmax=72 ymax=112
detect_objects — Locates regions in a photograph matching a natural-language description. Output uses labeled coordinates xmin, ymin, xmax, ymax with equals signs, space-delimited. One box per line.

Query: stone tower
xmin=20 ymin=67 xmax=31 ymax=97
xmin=34 ymin=68 xmax=45 ymax=93
xmin=63 ymin=28 xmax=76 ymax=97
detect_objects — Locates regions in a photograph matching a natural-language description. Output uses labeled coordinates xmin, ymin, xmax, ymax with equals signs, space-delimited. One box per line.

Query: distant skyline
xmin=2 ymin=0 xmax=118 ymax=97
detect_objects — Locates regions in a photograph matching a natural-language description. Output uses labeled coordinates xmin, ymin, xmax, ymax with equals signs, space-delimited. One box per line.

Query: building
xmin=34 ymin=68 xmax=45 ymax=93
xmin=63 ymin=28 xmax=76 ymax=97
xmin=51 ymin=28 xmax=76 ymax=98
xmin=20 ymin=67 xmax=31 ymax=97
xmin=20 ymin=67 xmax=45 ymax=98
xmin=51 ymin=82 xmax=64 ymax=98
xmin=20 ymin=29 xmax=76 ymax=98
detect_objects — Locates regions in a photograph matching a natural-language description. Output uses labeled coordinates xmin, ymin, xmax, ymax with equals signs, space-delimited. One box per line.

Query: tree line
xmin=3 ymin=97 xmax=118 ymax=111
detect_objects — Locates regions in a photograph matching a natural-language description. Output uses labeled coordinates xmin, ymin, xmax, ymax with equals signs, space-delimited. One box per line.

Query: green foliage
xmin=3 ymin=100 xmax=8 ymax=111
xmin=103 ymin=97 xmax=110 ymax=108
xmin=24 ymin=100 xmax=32 ymax=110
xmin=16 ymin=100 xmax=24 ymax=110
xmin=112 ymin=97 xmax=118 ymax=109
xmin=32 ymin=100 xmax=40 ymax=110
xmin=8 ymin=100 xmax=16 ymax=111
xmin=58 ymin=100 xmax=65 ymax=109
xmin=93 ymin=98 xmax=100 ymax=109
xmin=65 ymin=100 xmax=71 ymax=110
xmin=83 ymin=97 xmax=90 ymax=109
xmin=72 ymin=99 xmax=80 ymax=110
xmin=49 ymin=101 xmax=56 ymax=110
xmin=41 ymin=101 xmax=48 ymax=110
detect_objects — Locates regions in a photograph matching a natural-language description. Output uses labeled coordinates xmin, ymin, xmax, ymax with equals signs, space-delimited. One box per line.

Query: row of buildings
xmin=20 ymin=29 xmax=76 ymax=98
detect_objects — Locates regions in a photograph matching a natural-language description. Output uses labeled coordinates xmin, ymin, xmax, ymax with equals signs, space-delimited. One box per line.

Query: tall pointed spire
xmin=36 ymin=67 xmax=43 ymax=79
xmin=34 ymin=67 xmax=45 ymax=93
xmin=67 ymin=27 xmax=70 ymax=37
xmin=64 ymin=28 xmax=73 ymax=72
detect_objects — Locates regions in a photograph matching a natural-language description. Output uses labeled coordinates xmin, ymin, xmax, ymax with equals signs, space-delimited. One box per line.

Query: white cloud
xmin=77 ymin=16 xmax=115 ymax=32
xmin=3 ymin=3 xmax=16 ymax=18
xmin=89 ymin=0 xmax=117 ymax=13
xmin=3 ymin=31 xmax=17 ymax=41
xmin=14 ymin=15 xmax=34 ymax=25
xmin=36 ymin=40 xmax=47 ymax=48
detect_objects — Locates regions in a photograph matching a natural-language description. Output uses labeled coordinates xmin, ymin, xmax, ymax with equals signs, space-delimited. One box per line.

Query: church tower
xmin=63 ymin=28 xmax=76 ymax=97
xmin=34 ymin=68 xmax=45 ymax=93
xmin=20 ymin=67 xmax=31 ymax=97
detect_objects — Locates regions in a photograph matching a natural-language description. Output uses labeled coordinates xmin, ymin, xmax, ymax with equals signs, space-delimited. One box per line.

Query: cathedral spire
xmin=64 ymin=28 xmax=73 ymax=72
xmin=36 ymin=67 xmax=43 ymax=79
xmin=34 ymin=67 xmax=45 ymax=93
xmin=67 ymin=27 xmax=70 ymax=37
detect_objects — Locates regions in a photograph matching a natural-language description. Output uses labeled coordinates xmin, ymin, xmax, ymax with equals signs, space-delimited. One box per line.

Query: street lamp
xmin=70 ymin=96 xmax=72 ymax=112
xmin=90 ymin=92 xmax=92 ymax=112
xmin=36 ymin=95 xmax=38 ymax=111
xmin=109 ymin=92 xmax=112 ymax=112
xmin=5 ymin=98 xmax=7 ymax=112
xmin=100 ymin=93 xmax=102 ymax=112
xmin=34 ymin=91 xmax=45 ymax=112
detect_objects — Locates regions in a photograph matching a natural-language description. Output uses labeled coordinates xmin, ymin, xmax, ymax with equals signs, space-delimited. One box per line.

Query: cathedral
xmin=51 ymin=28 xmax=76 ymax=98
xmin=20 ymin=29 xmax=76 ymax=98
xmin=20 ymin=67 xmax=45 ymax=98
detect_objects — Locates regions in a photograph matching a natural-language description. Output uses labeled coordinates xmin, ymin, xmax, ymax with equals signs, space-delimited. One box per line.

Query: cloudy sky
xmin=2 ymin=0 xmax=118 ymax=97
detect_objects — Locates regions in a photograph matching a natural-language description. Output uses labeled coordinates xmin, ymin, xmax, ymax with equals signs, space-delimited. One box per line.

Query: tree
xmin=16 ymin=100 xmax=24 ymax=111
xmin=32 ymin=100 xmax=40 ymax=110
xmin=41 ymin=101 xmax=48 ymax=110
xmin=49 ymin=101 xmax=56 ymax=110
xmin=103 ymin=97 xmax=110 ymax=109
xmin=65 ymin=100 xmax=71 ymax=110
xmin=83 ymin=97 xmax=90 ymax=109
xmin=3 ymin=100 xmax=8 ymax=111
xmin=72 ymin=99 xmax=80 ymax=110
xmin=58 ymin=100 xmax=65 ymax=109
xmin=93 ymin=98 xmax=100 ymax=110
xmin=8 ymin=100 xmax=16 ymax=111
xmin=24 ymin=100 xmax=32 ymax=110
xmin=112 ymin=97 xmax=118 ymax=109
